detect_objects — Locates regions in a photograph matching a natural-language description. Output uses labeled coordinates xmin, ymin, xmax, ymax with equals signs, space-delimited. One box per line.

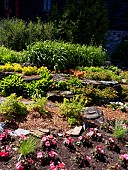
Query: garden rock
xmin=81 ymin=106 xmax=103 ymax=120
xmin=14 ymin=128 xmax=30 ymax=136
xmin=30 ymin=129 xmax=50 ymax=138
xmin=0 ymin=97 xmax=6 ymax=104
xmin=66 ymin=126 xmax=83 ymax=136
xmin=0 ymin=122 xmax=6 ymax=133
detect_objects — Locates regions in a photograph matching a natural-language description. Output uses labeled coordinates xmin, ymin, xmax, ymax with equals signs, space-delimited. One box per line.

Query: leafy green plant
xmin=0 ymin=93 xmax=27 ymax=118
xmin=22 ymin=66 xmax=37 ymax=76
xmin=59 ymin=95 xmax=88 ymax=125
xmin=0 ymin=74 xmax=25 ymax=96
xmin=30 ymin=96 xmax=48 ymax=114
xmin=113 ymin=120 xmax=128 ymax=140
xmin=19 ymin=136 xmax=38 ymax=156
xmin=24 ymin=40 xmax=107 ymax=70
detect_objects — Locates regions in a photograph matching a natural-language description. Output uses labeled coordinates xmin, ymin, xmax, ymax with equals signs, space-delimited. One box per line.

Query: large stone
xmin=81 ymin=106 xmax=103 ymax=120
xmin=66 ymin=126 xmax=83 ymax=136
xmin=30 ymin=129 xmax=50 ymax=138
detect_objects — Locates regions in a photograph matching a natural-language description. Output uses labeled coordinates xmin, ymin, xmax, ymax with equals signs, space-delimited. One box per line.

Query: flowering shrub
xmin=16 ymin=158 xmax=35 ymax=170
xmin=119 ymin=154 xmax=128 ymax=169
xmin=76 ymin=135 xmax=92 ymax=148
xmin=0 ymin=129 xmax=12 ymax=144
xmin=87 ymin=128 xmax=102 ymax=142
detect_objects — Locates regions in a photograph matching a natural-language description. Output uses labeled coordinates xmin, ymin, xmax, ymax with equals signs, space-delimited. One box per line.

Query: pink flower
xmin=86 ymin=156 xmax=92 ymax=162
xmin=68 ymin=137 xmax=74 ymax=143
xmin=0 ymin=151 xmax=9 ymax=157
xmin=86 ymin=131 xmax=94 ymax=137
xmin=16 ymin=162 xmax=23 ymax=170
xmin=120 ymin=154 xmax=128 ymax=160
xmin=109 ymin=137 xmax=115 ymax=143
xmin=52 ymin=139 xmax=57 ymax=145
xmin=28 ymin=158 xmax=34 ymax=164
xmin=48 ymin=135 xmax=53 ymax=139
xmin=49 ymin=151 xmax=58 ymax=157
xmin=45 ymin=141 xmax=50 ymax=147
xmin=20 ymin=134 xmax=26 ymax=140
xmin=5 ymin=129 xmax=12 ymax=133
xmin=50 ymin=161 xmax=57 ymax=170
xmin=96 ymin=145 xmax=104 ymax=154
xmin=5 ymin=145 xmax=11 ymax=151
xmin=65 ymin=139 xmax=70 ymax=145
xmin=37 ymin=152 xmax=43 ymax=158
xmin=78 ymin=136 xmax=84 ymax=141
xmin=41 ymin=136 xmax=47 ymax=142
xmin=0 ymin=133 xmax=5 ymax=140
xmin=58 ymin=162 xmax=65 ymax=169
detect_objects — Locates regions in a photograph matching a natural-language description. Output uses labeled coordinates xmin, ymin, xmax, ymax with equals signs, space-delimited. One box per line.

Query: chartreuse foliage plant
xmin=0 ymin=74 xmax=25 ymax=96
xmin=0 ymin=93 xmax=27 ymax=119
xmin=59 ymin=95 xmax=88 ymax=125
xmin=0 ymin=46 xmax=22 ymax=64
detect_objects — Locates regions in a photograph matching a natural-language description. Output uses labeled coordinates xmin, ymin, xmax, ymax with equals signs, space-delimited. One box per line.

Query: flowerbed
xmin=0 ymin=121 xmax=127 ymax=170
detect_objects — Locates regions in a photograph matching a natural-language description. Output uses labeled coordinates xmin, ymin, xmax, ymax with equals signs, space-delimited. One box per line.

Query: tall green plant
xmin=58 ymin=0 xmax=108 ymax=45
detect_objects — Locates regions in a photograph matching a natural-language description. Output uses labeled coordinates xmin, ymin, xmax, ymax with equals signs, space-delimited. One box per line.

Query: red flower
xmin=0 ymin=151 xmax=9 ymax=157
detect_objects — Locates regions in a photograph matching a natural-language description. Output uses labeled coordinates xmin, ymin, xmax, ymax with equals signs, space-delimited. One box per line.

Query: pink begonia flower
xmin=65 ymin=139 xmax=70 ymax=145
xmin=0 ymin=133 xmax=5 ymax=140
xmin=86 ymin=131 xmax=94 ymax=137
xmin=109 ymin=137 xmax=115 ymax=143
xmin=28 ymin=158 xmax=34 ymax=164
xmin=48 ymin=134 xmax=53 ymax=139
xmin=49 ymin=151 xmax=58 ymax=157
xmin=94 ymin=128 xmax=98 ymax=132
xmin=58 ymin=162 xmax=65 ymax=169
xmin=52 ymin=139 xmax=57 ymax=145
xmin=68 ymin=137 xmax=74 ymax=143
xmin=37 ymin=152 xmax=43 ymax=158
xmin=5 ymin=145 xmax=11 ymax=151
xmin=120 ymin=154 xmax=128 ymax=160
xmin=78 ymin=136 xmax=84 ymax=141
xmin=45 ymin=141 xmax=51 ymax=147
xmin=96 ymin=145 xmax=104 ymax=154
xmin=16 ymin=162 xmax=23 ymax=170
xmin=5 ymin=129 xmax=12 ymax=133
xmin=41 ymin=136 xmax=47 ymax=142
xmin=20 ymin=134 xmax=26 ymax=140
xmin=0 ymin=151 xmax=9 ymax=157
xmin=86 ymin=156 xmax=92 ymax=162
xmin=50 ymin=161 xmax=57 ymax=170
xmin=97 ymin=133 xmax=102 ymax=137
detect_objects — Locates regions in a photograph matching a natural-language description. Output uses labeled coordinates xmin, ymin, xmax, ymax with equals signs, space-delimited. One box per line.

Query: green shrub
xmin=0 ymin=46 xmax=22 ymax=64
xmin=0 ymin=74 xmax=25 ymax=96
xmin=111 ymin=42 xmax=128 ymax=66
xmin=30 ymin=96 xmax=48 ymax=114
xmin=59 ymin=95 xmax=88 ymax=125
xmin=24 ymin=40 xmax=107 ymax=70
xmin=26 ymin=78 xmax=53 ymax=97
xmin=0 ymin=18 xmax=27 ymax=51
xmin=0 ymin=93 xmax=27 ymax=118
xmin=58 ymin=0 xmax=108 ymax=45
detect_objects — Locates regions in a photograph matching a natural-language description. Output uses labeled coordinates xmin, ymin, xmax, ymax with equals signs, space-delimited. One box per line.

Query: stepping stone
xmin=66 ymin=126 xmax=83 ymax=136
xmin=14 ymin=128 xmax=30 ymax=136
xmin=81 ymin=106 xmax=103 ymax=120
xmin=30 ymin=128 xmax=50 ymax=138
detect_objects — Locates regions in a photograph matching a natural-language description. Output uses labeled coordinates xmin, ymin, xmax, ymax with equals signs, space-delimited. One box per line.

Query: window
xmin=43 ymin=0 xmax=51 ymax=11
